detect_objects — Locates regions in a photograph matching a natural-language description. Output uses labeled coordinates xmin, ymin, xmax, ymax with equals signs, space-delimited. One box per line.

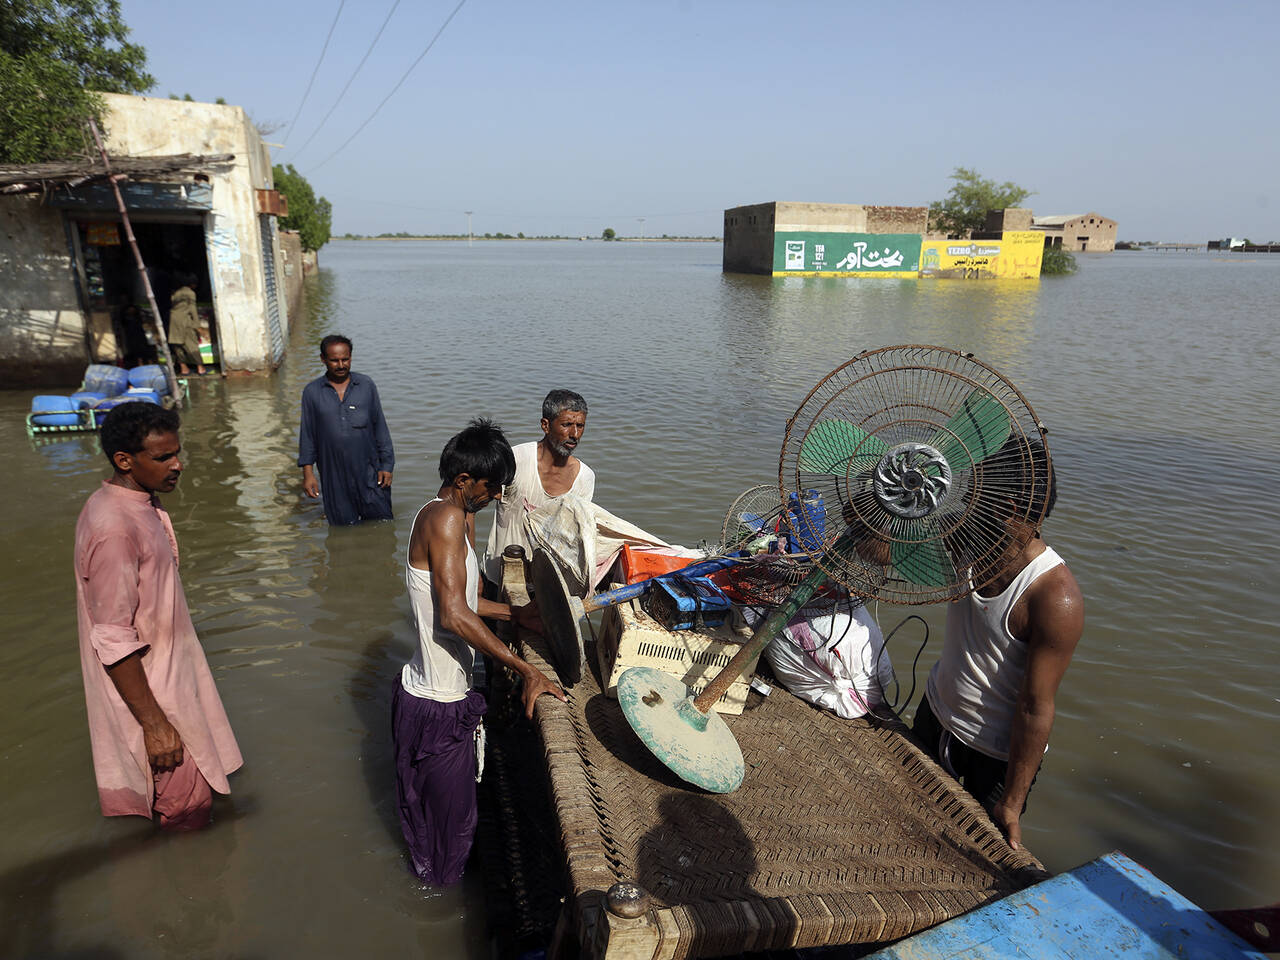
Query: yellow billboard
xmin=919 ymin=230 xmax=1044 ymax=279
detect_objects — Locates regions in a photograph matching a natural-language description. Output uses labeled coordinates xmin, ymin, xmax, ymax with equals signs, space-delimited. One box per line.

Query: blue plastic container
xmin=128 ymin=364 xmax=169 ymax=393
xmin=82 ymin=364 xmax=129 ymax=397
xmin=124 ymin=388 xmax=161 ymax=404
xmin=31 ymin=395 xmax=82 ymax=426
xmin=70 ymin=391 xmax=107 ymax=408
xmin=787 ymin=489 xmax=826 ymax=554
xmin=92 ymin=393 xmax=157 ymax=426
xmin=641 ymin=575 xmax=733 ymax=631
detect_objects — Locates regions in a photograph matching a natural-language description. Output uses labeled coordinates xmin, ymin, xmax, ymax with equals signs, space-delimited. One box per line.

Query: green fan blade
xmin=932 ymin=389 xmax=1012 ymax=471
xmin=798 ymin=419 xmax=888 ymax=474
xmin=892 ymin=535 xmax=956 ymax=588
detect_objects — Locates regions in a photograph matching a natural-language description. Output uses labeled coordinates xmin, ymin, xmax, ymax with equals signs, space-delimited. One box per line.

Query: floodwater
xmin=2 ymin=241 xmax=1277 ymax=957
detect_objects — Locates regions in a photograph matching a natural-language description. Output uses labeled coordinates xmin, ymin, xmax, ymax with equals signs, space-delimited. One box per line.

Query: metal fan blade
xmin=798 ymin=419 xmax=888 ymax=475
xmin=891 ymin=535 xmax=956 ymax=588
xmin=931 ymin=389 xmax=1012 ymax=472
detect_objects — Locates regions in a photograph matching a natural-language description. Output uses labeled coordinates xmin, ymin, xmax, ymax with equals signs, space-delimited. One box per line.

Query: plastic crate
xmin=596 ymin=593 xmax=759 ymax=716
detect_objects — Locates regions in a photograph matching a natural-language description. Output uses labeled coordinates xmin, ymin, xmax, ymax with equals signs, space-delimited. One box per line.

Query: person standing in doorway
xmin=167 ymin=275 xmax=205 ymax=376
xmin=74 ymin=402 xmax=243 ymax=829
xmin=298 ymin=334 xmax=395 ymax=525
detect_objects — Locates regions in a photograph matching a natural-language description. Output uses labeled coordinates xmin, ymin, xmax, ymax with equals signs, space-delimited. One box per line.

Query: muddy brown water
xmin=2 ymin=241 xmax=1277 ymax=956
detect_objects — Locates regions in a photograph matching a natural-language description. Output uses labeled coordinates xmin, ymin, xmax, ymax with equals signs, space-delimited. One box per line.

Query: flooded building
xmin=723 ymin=201 xmax=928 ymax=276
xmin=0 ymin=93 xmax=290 ymax=387
xmin=1029 ymin=212 xmax=1117 ymax=252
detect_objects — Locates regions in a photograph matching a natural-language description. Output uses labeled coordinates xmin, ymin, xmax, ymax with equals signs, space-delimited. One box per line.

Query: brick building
xmin=1029 ymin=213 xmax=1117 ymax=252
xmin=723 ymin=201 xmax=928 ymax=276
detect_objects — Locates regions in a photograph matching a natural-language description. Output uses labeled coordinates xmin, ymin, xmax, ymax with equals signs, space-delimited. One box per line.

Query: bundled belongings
xmin=745 ymin=599 xmax=894 ymax=720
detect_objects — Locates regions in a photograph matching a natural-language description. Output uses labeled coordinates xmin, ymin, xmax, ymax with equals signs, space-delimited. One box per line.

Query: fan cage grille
xmin=779 ymin=345 xmax=1051 ymax=605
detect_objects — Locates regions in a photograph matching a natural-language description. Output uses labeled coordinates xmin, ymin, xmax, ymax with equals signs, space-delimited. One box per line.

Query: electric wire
xmin=289 ymin=0 xmax=403 ymax=162
xmin=282 ymin=0 xmax=348 ymax=149
xmin=308 ymin=0 xmax=469 ymax=174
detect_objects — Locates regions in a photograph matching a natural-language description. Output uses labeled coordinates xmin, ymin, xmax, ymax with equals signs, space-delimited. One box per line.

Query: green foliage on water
xmin=602 ymin=227 xmax=617 ymax=240
xmin=273 ymin=163 xmax=332 ymax=252
xmin=929 ymin=166 xmax=1033 ymax=238
xmin=0 ymin=0 xmax=154 ymax=163
xmin=1041 ymin=246 xmax=1078 ymax=275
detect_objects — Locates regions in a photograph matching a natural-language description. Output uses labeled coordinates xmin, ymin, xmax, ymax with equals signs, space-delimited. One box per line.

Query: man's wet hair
xmin=100 ymin=403 xmax=181 ymax=464
xmin=439 ymin=418 xmax=516 ymax=486
xmin=319 ymin=334 xmax=352 ymax=357
xmin=982 ymin=435 xmax=1057 ymax=524
xmin=542 ymin=389 xmax=588 ymax=422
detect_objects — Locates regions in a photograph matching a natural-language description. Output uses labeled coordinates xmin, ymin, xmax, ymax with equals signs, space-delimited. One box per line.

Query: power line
xmin=308 ymin=0 xmax=469 ymax=174
xmin=282 ymin=0 xmax=347 ymax=149
xmin=289 ymin=0 xmax=403 ymax=162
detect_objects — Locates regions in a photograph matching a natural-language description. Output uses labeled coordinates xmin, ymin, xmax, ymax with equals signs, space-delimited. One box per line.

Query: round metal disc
xmin=529 ymin=548 xmax=585 ymax=686
xmin=617 ymin=666 xmax=744 ymax=794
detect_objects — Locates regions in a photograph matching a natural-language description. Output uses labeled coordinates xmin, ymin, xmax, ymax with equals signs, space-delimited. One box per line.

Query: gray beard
xmin=548 ymin=440 xmax=573 ymax=459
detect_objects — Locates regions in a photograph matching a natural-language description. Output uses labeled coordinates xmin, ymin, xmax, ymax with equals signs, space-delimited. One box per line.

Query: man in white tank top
xmin=393 ymin=419 xmax=566 ymax=886
xmin=483 ymin=389 xmax=595 ymax=584
xmin=913 ymin=438 xmax=1084 ymax=851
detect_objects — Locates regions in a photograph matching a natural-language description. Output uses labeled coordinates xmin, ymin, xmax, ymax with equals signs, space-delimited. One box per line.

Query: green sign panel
xmin=772 ymin=232 xmax=922 ymax=274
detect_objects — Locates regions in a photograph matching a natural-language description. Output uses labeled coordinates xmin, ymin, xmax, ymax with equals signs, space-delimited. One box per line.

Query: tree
xmin=272 ymin=163 xmax=332 ymax=252
xmin=0 ymin=0 xmax=154 ymax=163
xmin=602 ymin=227 xmax=616 ymax=241
xmin=1040 ymin=246 xmax=1077 ymax=275
xmin=928 ymin=167 xmax=1033 ymax=238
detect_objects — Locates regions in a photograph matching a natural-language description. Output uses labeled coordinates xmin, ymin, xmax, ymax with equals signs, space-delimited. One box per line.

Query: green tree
xmin=602 ymin=227 xmax=616 ymax=241
xmin=1040 ymin=246 xmax=1078 ymax=275
xmin=0 ymin=0 xmax=153 ymax=163
xmin=928 ymin=167 xmax=1033 ymax=238
xmin=272 ymin=163 xmax=332 ymax=251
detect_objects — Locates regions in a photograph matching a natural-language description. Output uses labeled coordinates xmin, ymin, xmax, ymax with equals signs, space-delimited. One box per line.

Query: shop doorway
xmin=73 ymin=218 xmax=221 ymax=372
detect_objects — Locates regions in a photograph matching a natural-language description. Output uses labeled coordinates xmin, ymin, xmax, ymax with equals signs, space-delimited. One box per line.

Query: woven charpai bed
xmin=506 ymin=606 xmax=1047 ymax=960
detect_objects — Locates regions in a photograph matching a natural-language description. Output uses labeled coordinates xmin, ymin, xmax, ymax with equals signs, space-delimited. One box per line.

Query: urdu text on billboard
xmin=772 ymin=232 xmax=922 ymax=277
xmin=919 ymin=231 xmax=1044 ymax=279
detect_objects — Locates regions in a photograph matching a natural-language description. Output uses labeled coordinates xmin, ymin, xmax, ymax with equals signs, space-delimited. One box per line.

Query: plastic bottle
xmin=788 ymin=489 xmax=826 ymax=554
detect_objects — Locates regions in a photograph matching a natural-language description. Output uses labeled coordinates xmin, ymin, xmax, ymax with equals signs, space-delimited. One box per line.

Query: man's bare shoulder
xmin=414 ymin=498 xmax=464 ymax=535
xmin=1028 ymin=561 xmax=1085 ymax=638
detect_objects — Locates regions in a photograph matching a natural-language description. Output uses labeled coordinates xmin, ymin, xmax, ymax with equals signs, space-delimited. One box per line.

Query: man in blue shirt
xmin=298 ymin=335 xmax=395 ymax=525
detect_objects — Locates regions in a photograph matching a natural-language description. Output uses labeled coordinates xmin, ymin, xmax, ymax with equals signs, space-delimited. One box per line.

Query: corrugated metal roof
xmin=1032 ymin=215 xmax=1085 ymax=227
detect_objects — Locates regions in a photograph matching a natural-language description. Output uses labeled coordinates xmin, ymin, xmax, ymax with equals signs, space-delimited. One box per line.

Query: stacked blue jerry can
xmin=26 ymin=364 xmax=186 ymax=436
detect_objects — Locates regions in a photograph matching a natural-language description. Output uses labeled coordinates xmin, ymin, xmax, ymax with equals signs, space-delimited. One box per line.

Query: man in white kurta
xmin=483 ymin=389 xmax=594 ymax=582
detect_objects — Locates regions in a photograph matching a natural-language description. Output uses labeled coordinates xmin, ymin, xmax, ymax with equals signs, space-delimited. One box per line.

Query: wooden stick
xmin=86 ymin=120 xmax=182 ymax=407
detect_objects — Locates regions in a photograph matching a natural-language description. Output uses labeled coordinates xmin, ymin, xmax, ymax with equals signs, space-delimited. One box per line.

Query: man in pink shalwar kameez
xmin=75 ymin=403 xmax=242 ymax=828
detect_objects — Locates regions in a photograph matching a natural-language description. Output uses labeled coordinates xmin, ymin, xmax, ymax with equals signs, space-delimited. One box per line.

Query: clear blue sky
xmin=119 ymin=0 xmax=1277 ymax=241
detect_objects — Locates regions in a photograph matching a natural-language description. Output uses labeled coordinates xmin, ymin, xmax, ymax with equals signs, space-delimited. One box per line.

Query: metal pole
xmin=87 ymin=119 xmax=182 ymax=408
xmin=465 ymin=210 xmax=473 ymax=247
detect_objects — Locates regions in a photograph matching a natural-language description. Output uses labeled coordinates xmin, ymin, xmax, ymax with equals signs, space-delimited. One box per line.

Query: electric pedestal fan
xmin=617 ymin=345 xmax=1052 ymax=793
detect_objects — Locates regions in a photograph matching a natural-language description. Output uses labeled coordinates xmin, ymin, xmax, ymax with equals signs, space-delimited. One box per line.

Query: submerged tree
xmin=273 ymin=163 xmax=333 ymax=252
xmin=929 ymin=167 xmax=1033 ymax=238
xmin=0 ymin=0 xmax=154 ymax=163
xmin=1040 ymin=246 xmax=1078 ymax=275
xmin=602 ymin=227 xmax=616 ymax=241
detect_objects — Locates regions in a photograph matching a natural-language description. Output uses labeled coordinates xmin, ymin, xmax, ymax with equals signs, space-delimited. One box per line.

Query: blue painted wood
xmin=50 ymin=181 xmax=213 ymax=212
xmin=866 ymin=851 xmax=1266 ymax=959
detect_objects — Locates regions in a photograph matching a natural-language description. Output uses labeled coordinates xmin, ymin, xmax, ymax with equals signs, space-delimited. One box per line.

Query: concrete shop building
xmin=0 ymin=93 xmax=291 ymax=386
xmin=723 ymin=202 xmax=928 ymax=276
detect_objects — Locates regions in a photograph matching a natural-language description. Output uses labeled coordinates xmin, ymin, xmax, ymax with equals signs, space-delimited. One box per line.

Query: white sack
xmin=746 ymin=602 xmax=894 ymax=720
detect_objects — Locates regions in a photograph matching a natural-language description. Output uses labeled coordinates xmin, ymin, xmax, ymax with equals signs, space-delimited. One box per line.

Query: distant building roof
xmin=1032 ymin=215 xmax=1085 ymax=227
